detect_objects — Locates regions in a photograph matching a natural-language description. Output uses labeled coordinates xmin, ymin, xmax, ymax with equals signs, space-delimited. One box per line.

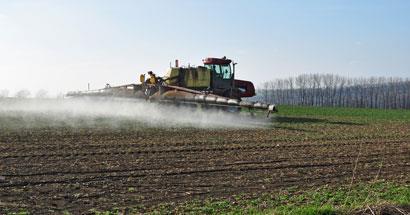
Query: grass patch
xmin=85 ymin=182 xmax=410 ymax=214
xmin=276 ymin=105 xmax=410 ymax=123
xmin=138 ymin=181 xmax=409 ymax=214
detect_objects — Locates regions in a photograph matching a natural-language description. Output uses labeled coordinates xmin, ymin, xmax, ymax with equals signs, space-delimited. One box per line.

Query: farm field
xmin=0 ymin=102 xmax=409 ymax=214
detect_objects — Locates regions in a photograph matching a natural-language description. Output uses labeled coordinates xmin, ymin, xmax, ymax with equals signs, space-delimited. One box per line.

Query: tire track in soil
xmin=1 ymin=138 xmax=408 ymax=159
xmin=1 ymin=151 xmax=408 ymax=178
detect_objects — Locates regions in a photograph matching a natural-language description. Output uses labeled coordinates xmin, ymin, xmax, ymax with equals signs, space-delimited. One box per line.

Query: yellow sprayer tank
xmin=164 ymin=67 xmax=211 ymax=89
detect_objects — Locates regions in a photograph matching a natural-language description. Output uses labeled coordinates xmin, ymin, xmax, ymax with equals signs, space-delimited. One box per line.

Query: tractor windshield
xmin=205 ymin=64 xmax=232 ymax=80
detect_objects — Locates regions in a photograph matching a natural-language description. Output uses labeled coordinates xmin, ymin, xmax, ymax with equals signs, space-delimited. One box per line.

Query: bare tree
xmin=35 ymin=89 xmax=48 ymax=98
xmin=15 ymin=90 xmax=31 ymax=98
xmin=259 ymin=74 xmax=410 ymax=110
xmin=262 ymin=82 xmax=270 ymax=103
xmin=0 ymin=89 xmax=9 ymax=98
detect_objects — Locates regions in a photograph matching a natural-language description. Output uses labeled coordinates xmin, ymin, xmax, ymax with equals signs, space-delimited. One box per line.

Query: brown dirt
xmin=0 ymin=125 xmax=409 ymax=214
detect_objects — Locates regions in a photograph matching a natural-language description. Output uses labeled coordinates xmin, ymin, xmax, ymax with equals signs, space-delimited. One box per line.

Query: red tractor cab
xmin=203 ymin=57 xmax=255 ymax=99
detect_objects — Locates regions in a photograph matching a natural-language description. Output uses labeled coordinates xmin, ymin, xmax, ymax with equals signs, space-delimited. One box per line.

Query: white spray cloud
xmin=0 ymin=98 xmax=269 ymax=129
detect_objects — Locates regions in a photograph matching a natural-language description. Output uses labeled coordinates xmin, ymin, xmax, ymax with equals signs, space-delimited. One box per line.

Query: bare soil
xmin=0 ymin=122 xmax=409 ymax=214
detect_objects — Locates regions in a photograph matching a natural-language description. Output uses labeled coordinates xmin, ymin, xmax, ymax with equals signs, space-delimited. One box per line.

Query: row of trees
xmin=257 ymin=74 xmax=410 ymax=109
xmin=0 ymin=89 xmax=50 ymax=98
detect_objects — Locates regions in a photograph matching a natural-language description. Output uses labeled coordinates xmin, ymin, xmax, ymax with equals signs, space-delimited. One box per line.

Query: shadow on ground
xmin=271 ymin=125 xmax=313 ymax=132
xmin=273 ymin=116 xmax=365 ymax=126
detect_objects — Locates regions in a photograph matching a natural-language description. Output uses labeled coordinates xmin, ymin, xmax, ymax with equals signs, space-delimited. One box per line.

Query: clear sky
xmin=1 ymin=0 xmax=409 ymax=95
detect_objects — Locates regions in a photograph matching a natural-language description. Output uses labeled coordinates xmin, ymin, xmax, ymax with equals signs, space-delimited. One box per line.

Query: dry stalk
xmin=374 ymin=158 xmax=384 ymax=182
xmin=366 ymin=205 xmax=376 ymax=215
xmin=343 ymin=142 xmax=363 ymax=207
xmin=350 ymin=142 xmax=362 ymax=188
xmin=393 ymin=206 xmax=406 ymax=215
xmin=374 ymin=142 xmax=387 ymax=182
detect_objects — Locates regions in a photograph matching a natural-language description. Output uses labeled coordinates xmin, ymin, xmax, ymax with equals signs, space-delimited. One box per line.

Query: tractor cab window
xmin=205 ymin=64 xmax=232 ymax=80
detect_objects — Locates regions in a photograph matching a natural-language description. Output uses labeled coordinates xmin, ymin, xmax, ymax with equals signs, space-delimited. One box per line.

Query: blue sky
xmin=1 ymin=0 xmax=409 ymax=95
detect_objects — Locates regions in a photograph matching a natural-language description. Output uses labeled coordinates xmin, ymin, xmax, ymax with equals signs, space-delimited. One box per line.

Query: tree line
xmin=257 ymin=74 xmax=410 ymax=109
xmin=0 ymin=89 xmax=52 ymax=98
